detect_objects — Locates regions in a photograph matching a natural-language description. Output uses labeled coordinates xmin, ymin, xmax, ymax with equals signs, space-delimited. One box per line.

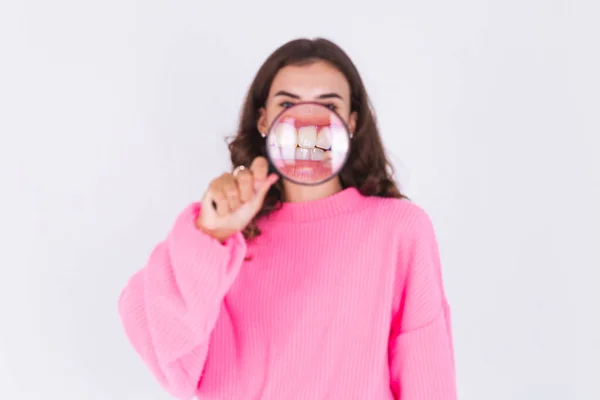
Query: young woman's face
xmin=257 ymin=61 xmax=357 ymax=135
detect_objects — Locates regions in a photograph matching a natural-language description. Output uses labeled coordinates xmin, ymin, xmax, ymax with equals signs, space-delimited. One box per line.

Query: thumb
xmin=251 ymin=173 xmax=279 ymax=208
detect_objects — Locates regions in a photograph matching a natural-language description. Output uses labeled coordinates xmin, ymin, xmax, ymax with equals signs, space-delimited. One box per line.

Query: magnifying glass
xmin=265 ymin=102 xmax=352 ymax=185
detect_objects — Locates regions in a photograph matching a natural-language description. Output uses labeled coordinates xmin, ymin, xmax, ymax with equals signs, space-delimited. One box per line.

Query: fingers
xmin=208 ymin=173 xmax=238 ymax=216
xmin=205 ymin=157 xmax=275 ymax=219
xmin=252 ymin=173 xmax=279 ymax=207
xmin=220 ymin=174 xmax=241 ymax=211
xmin=249 ymin=156 xmax=269 ymax=184
xmin=246 ymin=157 xmax=277 ymax=207
xmin=236 ymin=168 xmax=254 ymax=203
xmin=209 ymin=182 xmax=230 ymax=216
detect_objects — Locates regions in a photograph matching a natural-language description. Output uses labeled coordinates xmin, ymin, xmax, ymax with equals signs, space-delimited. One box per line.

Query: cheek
xmin=264 ymin=106 xmax=282 ymax=130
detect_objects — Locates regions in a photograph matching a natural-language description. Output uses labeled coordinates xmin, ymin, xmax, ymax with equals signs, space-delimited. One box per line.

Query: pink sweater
xmin=118 ymin=187 xmax=457 ymax=399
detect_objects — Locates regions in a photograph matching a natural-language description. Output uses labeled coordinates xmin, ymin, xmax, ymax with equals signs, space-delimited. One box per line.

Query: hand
xmin=196 ymin=156 xmax=279 ymax=242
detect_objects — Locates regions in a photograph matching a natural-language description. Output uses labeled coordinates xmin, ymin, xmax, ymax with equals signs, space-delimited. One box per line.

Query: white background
xmin=1 ymin=1 xmax=598 ymax=399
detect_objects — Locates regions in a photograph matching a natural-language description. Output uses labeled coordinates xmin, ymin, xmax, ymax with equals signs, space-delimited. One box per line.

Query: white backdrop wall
xmin=0 ymin=1 xmax=598 ymax=399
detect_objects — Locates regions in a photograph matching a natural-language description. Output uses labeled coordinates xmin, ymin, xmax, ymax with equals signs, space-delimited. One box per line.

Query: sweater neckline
xmin=265 ymin=186 xmax=366 ymax=223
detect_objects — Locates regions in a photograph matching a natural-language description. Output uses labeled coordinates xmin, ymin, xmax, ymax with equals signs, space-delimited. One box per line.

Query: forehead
xmin=268 ymin=61 xmax=351 ymax=100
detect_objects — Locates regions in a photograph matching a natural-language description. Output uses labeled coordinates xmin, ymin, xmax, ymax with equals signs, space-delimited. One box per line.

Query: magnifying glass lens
xmin=265 ymin=103 xmax=351 ymax=185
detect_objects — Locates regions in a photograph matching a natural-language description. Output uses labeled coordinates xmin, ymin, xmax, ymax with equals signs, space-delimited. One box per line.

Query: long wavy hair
xmin=228 ymin=38 xmax=406 ymax=239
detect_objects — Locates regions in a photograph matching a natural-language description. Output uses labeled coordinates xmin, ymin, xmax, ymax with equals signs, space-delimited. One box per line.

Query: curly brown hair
xmin=228 ymin=38 xmax=406 ymax=239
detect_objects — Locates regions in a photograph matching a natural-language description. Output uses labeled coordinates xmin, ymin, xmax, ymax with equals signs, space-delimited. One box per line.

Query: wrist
xmin=195 ymin=220 xmax=233 ymax=244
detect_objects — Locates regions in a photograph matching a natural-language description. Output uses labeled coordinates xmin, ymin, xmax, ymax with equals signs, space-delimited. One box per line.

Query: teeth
xmin=270 ymin=147 xmax=282 ymax=160
xmin=322 ymin=151 xmax=333 ymax=168
xmin=297 ymin=126 xmax=317 ymax=148
xmin=281 ymin=146 xmax=296 ymax=161
xmin=310 ymin=148 xmax=325 ymax=161
xmin=294 ymin=147 xmax=326 ymax=161
xmin=331 ymin=151 xmax=345 ymax=166
xmin=267 ymin=132 xmax=278 ymax=148
xmin=316 ymin=127 xmax=332 ymax=150
xmin=295 ymin=147 xmax=311 ymax=160
xmin=276 ymin=123 xmax=297 ymax=148
xmin=330 ymin=126 xmax=349 ymax=153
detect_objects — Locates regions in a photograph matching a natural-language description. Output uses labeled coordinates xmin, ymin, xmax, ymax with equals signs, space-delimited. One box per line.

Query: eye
xmin=280 ymin=101 xmax=295 ymax=109
xmin=323 ymin=103 xmax=337 ymax=111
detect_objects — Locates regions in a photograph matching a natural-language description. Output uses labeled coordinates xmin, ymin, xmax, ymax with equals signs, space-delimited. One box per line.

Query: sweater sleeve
xmin=117 ymin=203 xmax=247 ymax=400
xmin=389 ymin=207 xmax=457 ymax=399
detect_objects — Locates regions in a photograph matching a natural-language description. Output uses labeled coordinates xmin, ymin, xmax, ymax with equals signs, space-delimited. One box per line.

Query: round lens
xmin=265 ymin=102 xmax=351 ymax=185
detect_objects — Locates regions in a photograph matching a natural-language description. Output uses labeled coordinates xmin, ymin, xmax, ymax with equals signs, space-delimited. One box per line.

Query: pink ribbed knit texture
xmin=118 ymin=187 xmax=456 ymax=399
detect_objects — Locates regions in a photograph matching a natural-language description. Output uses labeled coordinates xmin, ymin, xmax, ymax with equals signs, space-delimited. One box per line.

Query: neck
xmin=282 ymin=177 xmax=343 ymax=203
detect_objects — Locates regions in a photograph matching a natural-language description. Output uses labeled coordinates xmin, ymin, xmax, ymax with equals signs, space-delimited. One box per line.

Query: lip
xmin=269 ymin=101 xmax=351 ymax=136
xmin=273 ymin=160 xmax=337 ymax=183
xmin=278 ymin=110 xmax=345 ymax=130
xmin=279 ymin=119 xmax=338 ymax=131
xmin=279 ymin=105 xmax=333 ymax=126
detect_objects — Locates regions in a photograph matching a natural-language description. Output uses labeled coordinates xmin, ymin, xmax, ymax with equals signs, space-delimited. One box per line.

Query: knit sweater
xmin=118 ymin=187 xmax=457 ymax=399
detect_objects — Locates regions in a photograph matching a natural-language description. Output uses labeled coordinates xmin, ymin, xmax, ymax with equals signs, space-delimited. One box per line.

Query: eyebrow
xmin=273 ymin=90 xmax=344 ymax=100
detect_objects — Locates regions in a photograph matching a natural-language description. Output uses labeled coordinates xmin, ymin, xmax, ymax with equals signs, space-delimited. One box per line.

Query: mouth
xmin=278 ymin=105 xmax=334 ymax=128
xmin=274 ymin=159 xmax=335 ymax=183
xmin=267 ymin=122 xmax=348 ymax=183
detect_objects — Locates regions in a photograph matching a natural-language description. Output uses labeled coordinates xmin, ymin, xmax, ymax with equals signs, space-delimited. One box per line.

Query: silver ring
xmin=232 ymin=165 xmax=246 ymax=177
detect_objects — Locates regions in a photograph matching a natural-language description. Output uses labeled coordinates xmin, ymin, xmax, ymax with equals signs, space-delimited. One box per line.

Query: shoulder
xmin=360 ymin=195 xmax=435 ymax=237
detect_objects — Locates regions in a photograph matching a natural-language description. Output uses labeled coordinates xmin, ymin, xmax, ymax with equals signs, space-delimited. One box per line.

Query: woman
xmin=118 ymin=38 xmax=457 ymax=399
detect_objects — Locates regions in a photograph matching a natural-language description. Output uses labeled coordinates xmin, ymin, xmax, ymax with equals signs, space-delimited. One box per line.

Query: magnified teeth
xmin=331 ymin=126 xmax=349 ymax=153
xmin=267 ymin=132 xmax=278 ymax=148
xmin=331 ymin=151 xmax=345 ymax=166
xmin=295 ymin=147 xmax=311 ymax=160
xmin=310 ymin=148 xmax=325 ymax=161
xmin=316 ymin=126 xmax=332 ymax=150
xmin=270 ymin=147 xmax=282 ymax=160
xmin=323 ymin=150 xmax=333 ymax=167
xmin=276 ymin=123 xmax=297 ymax=148
xmin=297 ymin=126 xmax=317 ymax=148
xmin=281 ymin=145 xmax=296 ymax=159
